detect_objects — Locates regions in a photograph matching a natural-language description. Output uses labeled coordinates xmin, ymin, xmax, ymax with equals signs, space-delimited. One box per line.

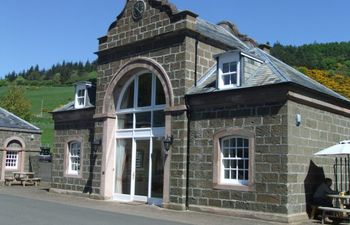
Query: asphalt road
xmin=0 ymin=194 xmax=190 ymax=225
xmin=0 ymin=185 xmax=318 ymax=225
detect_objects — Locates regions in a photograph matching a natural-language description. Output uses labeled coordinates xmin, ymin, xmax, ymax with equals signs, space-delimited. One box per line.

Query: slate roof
xmin=188 ymin=21 xmax=350 ymax=103
xmin=0 ymin=107 xmax=40 ymax=132
xmin=52 ymin=101 xmax=95 ymax=113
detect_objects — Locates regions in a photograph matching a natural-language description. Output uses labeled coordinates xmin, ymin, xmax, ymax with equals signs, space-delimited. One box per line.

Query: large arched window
xmin=117 ymin=72 xmax=166 ymax=130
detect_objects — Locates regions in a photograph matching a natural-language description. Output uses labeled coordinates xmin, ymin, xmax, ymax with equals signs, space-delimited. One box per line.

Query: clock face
xmin=132 ymin=0 xmax=146 ymax=20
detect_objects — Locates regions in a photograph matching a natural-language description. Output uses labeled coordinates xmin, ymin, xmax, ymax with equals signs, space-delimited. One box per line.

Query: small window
xmin=74 ymin=82 xmax=92 ymax=109
xmin=77 ymin=89 xmax=86 ymax=107
xmin=217 ymin=52 xmax=241 ymax=90
xmin=5 ymin=151 xmax=18 ymax=169
xmin=222 ymin=62 xmax=238 ymax=86
xmin=68 ymin=141 xmax=81 ymax=175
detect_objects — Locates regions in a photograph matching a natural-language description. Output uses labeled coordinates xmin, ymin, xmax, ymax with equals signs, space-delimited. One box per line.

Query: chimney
xmin=259 ymin=43 xmax=271 ymax=54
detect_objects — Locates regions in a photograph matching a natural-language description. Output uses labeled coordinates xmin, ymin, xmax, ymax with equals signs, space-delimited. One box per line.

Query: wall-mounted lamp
xmin=296 ymin=114 xmax=302 ymax=127
xmin=30 ymin=134 xmax=35 ymax=140
xmin=163 ymin=135 xmax=173 ymax=152
xmin=92 ymin=138 xmax=102 ymax=146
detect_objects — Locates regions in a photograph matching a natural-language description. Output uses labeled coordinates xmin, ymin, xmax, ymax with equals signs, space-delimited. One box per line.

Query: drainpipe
xmin=185 ymin=95 xmax=191 ymax=210
xmin=194 ymin=37 xmax=199 ymax=87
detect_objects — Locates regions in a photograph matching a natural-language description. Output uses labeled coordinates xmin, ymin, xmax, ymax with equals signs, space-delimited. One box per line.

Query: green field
xmin=0 ymin=86 xmax=74 ymax=147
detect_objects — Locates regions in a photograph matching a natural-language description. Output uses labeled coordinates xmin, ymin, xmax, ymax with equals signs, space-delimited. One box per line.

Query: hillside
xmin=270 ymin=42 xmax=350 ymax=99
xmin=0 ymin=86 xmax=73 ymax=147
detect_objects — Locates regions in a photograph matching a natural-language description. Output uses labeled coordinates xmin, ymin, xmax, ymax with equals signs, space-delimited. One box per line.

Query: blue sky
xmin=1 ymin=0 xmax=349 ymax=78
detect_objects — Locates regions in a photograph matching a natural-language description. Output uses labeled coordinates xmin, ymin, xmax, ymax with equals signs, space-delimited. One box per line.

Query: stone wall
xmin=0 ymin=130 xmax=41 ymax=178
xmin=286 ymin=100 xmax=350 ymax=215
xmin=188 ymin=101 xmax=289 ymax=214
xmin=51 ymin=116 xmax=101 ymax=195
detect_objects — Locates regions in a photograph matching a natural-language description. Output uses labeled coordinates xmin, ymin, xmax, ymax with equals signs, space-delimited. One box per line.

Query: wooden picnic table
xmin=5 ymin=172 xmax=40 ymax=187
xmin=327 ymin=194 xmax=350 ymax=209
xmin=317 ymin=194 xmax=350 ymax=224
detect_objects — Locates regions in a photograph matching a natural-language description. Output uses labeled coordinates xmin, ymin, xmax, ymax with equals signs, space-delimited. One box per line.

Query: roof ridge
xmin=254 ymin=48 xmax=290 ymax=82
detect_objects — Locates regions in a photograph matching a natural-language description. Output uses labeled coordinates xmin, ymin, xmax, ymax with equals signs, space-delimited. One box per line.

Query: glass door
xmin=114 ymin=139 xmax=132 ymax=201
xmin=134 ymin=139 xmax=150 ymax=201
xmin=114 ymin=137 xmax=164 ymax=204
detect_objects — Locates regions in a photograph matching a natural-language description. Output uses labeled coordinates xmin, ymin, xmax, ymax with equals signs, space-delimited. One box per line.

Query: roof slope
xmin=189 ymin=21 xmax=350 ymax=103
xmin=0 ymin=107 xmax=40 ymax=132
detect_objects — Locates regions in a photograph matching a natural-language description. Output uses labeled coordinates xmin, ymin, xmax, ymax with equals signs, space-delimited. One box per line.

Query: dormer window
xmin=217 ymin=52 xmax=241 ymax=90
xmin=74 ymin=81 xmax=92 ymax=109
xmin=222 ymin=62 xmax=238 ymax=86
xmin=77 ymin=89 xmax=86 ymax=107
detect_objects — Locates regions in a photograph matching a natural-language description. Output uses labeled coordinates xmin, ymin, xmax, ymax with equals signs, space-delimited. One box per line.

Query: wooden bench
xmin=20 ymin=177 xmax=41 ymax=187
xmin=318 ymin=206 xmax=350 ymax=224
xmin=4 ymin=176 xmax=15 ymax=186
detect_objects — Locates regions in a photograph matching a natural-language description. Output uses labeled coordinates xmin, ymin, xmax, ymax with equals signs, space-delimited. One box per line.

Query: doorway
xmin=114 ymin=137 xmax=164 ymax=204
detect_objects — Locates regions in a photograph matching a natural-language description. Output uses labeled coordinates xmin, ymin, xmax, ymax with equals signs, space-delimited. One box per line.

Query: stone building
xmin=51 ymin=0 xmax=350 ymax=223
xmin=0 ymin=107 xmax=41 ymax=180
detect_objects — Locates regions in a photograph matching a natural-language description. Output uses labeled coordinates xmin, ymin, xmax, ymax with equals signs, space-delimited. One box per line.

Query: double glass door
xmin=114 ymin=137 xmax=164 ymax=204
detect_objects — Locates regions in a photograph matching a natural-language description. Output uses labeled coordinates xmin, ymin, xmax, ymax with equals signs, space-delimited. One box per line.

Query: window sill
xmin=213 ymin=183 xmax=255 ymax=192
xmin=64 ymin=173 xmax=82 ymax=179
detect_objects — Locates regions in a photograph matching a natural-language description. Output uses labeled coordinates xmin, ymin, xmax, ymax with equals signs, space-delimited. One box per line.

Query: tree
xmin=0 ymin=86 xmax=32 ymax=121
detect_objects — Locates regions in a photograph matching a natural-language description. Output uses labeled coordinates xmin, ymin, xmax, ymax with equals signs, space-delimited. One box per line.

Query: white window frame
xmin=74 ymin=83 xmax=88 ymax=109
xmin=220 ymin=137 xmax=249 ymax=185
xmin=116 ymin=71 xmax=166 ymax=133
xmin=218 ymin=52 xmax=241 ymax=90
xmin=68 ymin=141 xmax=81 ymax=175
xmin=213 ymin=128 xmax=255 ymax=191
xmin=5 ymin=151 xmax=19 ymax=170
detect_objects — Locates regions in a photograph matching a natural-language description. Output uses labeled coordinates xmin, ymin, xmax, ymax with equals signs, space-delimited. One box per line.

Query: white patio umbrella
xmin=314 ymin=140 xmax=350 ymax=156
xmin=314 ymin=140 xmax=350 ymax=191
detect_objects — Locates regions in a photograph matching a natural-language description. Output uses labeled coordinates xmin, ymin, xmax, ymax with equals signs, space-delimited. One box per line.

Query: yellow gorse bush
xmin=299 ymin=67 xmax=350 ymax=100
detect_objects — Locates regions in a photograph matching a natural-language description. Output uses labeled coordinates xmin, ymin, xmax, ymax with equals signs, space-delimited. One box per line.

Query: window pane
xmin=238 ymin=160 xmax=244 ymax=169
xmin=237 ymin=149 xmax=243 ymax=158
xmin=78 ymin=97 xmax=85 ymax=106
xmin=224 ymin=170 xmax=230 ymax=179
xmin=78 ymin=89 xmax=85 ymax=97
xmin=230 ymin=138 xmax=236 ymax=147
xmin=155 ymin=77 xmax=166 ymax=105
xmin=244 ymin=170 xmax=249 ymax=180
xmin=230 ymin=73 xmax=237 ymax=85
xmin=120 ymin=81 xmax=134 ymax=109
xmin=223 ymin=139 xmax=229 ymax=148
xmin=231 ymin=170 xmax=237 ymax=179
xmin=237 ymin=138 xmax=243 ymax=147
xmin=244 ymin=160 xmax=249 ymax=169
xmin=244 ymin=148 xmax=249 ymax=158
xmin=153 ymin=110 xmax=165 ymax=127
xmin=223 ymin=149 xmax=229 ymax=157
xmin=136 ymin=112 xmax=151 ymax=128
xmin=229 ymin=149 xmax=235 ymax=157
xmin=223 ymin=75 xmax=230 ymax=85
xmin=223 ymin=63 xmax=229 ymax=73
xmin=229 ymin=62 xmax=237 ymax=72
xmin=238 ymin=171 xmax=244 ymax=180
xmin=223 ymin=159 xmax=230 ymax=168
xmin=231 ymin=160 xmax=236 ymax=168
xmin=118 ymin=114 xmax=133 ymax=129
xmin=138 ymin=73 xmax=152 ymax=107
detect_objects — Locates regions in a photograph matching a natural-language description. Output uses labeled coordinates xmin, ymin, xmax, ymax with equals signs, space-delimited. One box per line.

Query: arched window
xmin=117 ymin=72 xmax=166 ymax=130
xmin=5 ymin=140 xmax=22 ymax=170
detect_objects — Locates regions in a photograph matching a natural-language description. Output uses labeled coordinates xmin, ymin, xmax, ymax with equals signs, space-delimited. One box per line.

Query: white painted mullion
xmin=131 ymin=138 xmax=136 ymax=200
xmin=148 ymin=138 xmax=153 ymax=199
